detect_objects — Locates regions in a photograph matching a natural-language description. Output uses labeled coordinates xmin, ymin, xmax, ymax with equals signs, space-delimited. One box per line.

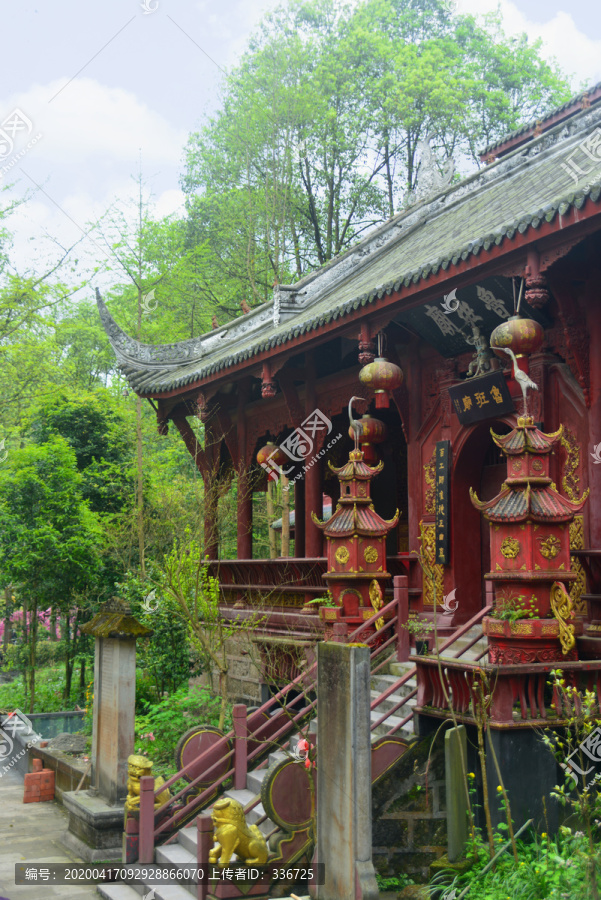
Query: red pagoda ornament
xmin=471 ymin=416 xmax=588 ymax=664
xmin=313 ymin=401 xmax=398 ymax=629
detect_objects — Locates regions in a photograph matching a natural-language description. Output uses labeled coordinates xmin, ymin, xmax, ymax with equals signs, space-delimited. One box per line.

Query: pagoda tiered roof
xmin=491 ymin=421 xmax=563 ymax=455
xmin=471 ymin=420 xmax=588 ymax=523
xmin=470 ymin=482 xmax=587 ymax=523
xmin=312 ymin=450 xmax=399 ymax=538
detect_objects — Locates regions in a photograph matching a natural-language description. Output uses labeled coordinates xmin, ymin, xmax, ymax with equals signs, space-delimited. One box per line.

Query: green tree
xmin=161 ymin=539 xmax=265 ymax=730
xmin=181 ymin=0 xmax=571 ymax=303
xmin=0 ymin=436 xmax=101 ymax=710
xmin=29 ymin=388 xmax=133 ymax=515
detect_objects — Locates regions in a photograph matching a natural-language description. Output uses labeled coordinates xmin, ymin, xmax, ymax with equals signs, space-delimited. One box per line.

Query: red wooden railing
xmin=136 ymin=574 xmax=488 ymax=863
xmin=206 ymin=555 xmax=417 ymax=605
xmin=415 ymin=656 xmax=601 ymax=725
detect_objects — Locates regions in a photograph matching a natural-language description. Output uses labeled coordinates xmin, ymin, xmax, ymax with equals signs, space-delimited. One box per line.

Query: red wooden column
xmin=203 ymin=418 xmax=219 ymax=560
xmin=236 ymin=385 xmax=253 ymax=559
xmin=295 ymin=477 xmax=306 ymax=558
xmin=304 ymin=353 xmax=323 ymax=557
xmin=305 ymin=460 xmax=323 ymax=557
xmin=588 ymin=288 xmax=601 ymax=549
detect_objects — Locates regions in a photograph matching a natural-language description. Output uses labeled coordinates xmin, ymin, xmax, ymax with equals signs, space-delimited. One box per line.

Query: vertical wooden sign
xmin=436 ymin=440 xmax=451 ymax=565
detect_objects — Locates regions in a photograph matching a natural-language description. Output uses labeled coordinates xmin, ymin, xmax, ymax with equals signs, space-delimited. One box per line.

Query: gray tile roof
xmin=479 ymin=81 xmax=601 ymax=157
xmin=99 ymin=104 xmax=601 ymax=396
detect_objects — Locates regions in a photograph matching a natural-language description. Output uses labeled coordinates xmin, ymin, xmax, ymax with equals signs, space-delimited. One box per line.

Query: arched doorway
xmin=452 ymin=420 xmax=511 ymax=620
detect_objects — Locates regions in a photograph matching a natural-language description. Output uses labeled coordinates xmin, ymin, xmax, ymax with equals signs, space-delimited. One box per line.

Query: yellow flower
xmin=541 ymin=832 xmax=547 ymax=838
xmin=496 ymin=785 xmax=503 ymax=793
xmin=468 ymin=772 xmax=475 ymax=779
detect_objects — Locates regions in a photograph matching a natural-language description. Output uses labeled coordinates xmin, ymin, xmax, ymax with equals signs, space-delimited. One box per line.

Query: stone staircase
xmin=97 ymin=624 xmax=488 ymax=900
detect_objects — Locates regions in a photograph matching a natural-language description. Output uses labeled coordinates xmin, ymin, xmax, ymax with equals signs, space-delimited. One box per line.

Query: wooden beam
xmin=172 ymin=415 xmax=209 ymax=478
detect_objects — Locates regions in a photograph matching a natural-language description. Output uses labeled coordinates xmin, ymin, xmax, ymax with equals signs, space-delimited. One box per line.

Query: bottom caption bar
xmin=16 ymin=863 xmax=325 ymax=885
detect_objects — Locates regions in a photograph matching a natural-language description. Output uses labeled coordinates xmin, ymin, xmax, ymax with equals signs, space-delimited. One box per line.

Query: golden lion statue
xmin=125 ymin=755 xmax=171 ymax=812
xmin=209 ymin=797 xmax=269 ymax=866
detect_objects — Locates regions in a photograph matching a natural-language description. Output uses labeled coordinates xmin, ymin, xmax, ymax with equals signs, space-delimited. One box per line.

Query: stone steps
xmin=102 ymin=629 xmax=486 ymax=899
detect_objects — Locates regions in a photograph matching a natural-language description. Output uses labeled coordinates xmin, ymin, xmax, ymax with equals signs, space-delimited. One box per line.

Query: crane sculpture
xmin=348 ymin=396 xmax=367 ymax=453
xmin=501 ymin=347 xmax=538 ymax=416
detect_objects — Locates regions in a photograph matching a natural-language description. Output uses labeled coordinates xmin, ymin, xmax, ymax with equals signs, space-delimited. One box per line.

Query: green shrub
xmin=430 ymin=825 xmax=601 ymax=899
xmin=0 ymin=664 xmax=84 ymax=712
xmin=134 ymin=684 xmax=232 ymax=776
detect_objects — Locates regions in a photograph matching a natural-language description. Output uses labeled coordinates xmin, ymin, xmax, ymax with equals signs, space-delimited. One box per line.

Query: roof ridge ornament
xmin=407 ymin=137 xmax=455 ymax=206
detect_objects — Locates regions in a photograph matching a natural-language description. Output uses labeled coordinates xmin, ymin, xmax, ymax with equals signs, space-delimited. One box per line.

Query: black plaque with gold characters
xmin=435 ymin=440 xmax=450 ymax=565
xmin=449 ymin=371 xmax=514 ymax=425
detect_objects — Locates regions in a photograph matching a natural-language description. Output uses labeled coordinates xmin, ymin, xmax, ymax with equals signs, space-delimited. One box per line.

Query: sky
xmin=1 ymin=0 xmax=600 ymax=285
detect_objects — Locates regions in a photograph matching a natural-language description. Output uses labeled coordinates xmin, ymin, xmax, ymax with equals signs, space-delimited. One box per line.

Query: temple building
xmin=99 ymin=82 xmax=601 ymax=702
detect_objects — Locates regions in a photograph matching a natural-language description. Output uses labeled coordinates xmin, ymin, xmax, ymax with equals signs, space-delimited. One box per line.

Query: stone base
xmin=62 ymin=790 xmax=125 ymax=862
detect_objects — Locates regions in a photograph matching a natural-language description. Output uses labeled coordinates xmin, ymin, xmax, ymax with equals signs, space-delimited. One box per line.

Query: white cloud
xmin=457 ymin=0 xmax=601 ymax=86
xmin=1 ymin=78 xmax=187 ymax=167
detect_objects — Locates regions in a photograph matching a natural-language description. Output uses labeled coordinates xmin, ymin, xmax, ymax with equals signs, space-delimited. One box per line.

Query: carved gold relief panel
xmin=419 ymin=520 xmax=444 ymax=607
xmin=569 ymin=515 xmax=586 ymax=615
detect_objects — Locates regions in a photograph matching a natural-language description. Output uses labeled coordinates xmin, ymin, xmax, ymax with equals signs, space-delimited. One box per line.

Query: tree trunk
xmin=266 ymin=480 xmax=278 ymax=559
xmin=2 ymin=585 xmax=11 ymax=654
xmin=79 ymin=657 xmax=86 ymax=692
xmin=135 ymin=394 xmax=146 ymax=579
xmin=281 ymin=475 xmax=290 ymax=557
xmin=28 ymin=600 xmax=38 ymax=714
xmin=63 ymin=614 xmax=72 ymax=700
xmin=218 ymin=669 xmax=228 ymax=732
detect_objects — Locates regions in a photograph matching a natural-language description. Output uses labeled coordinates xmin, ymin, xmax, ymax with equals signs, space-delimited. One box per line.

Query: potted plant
xmin=483 ymin=588 xmax=582 ymax=664
xmin=401 ymin=615 xmax=436 ymax=656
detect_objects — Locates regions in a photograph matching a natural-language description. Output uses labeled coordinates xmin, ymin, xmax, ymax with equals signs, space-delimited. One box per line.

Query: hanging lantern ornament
xmin=348 ymin=414 xmax=387 ymax=464
xmin=256 ymin=442 xmax=287 ymax=482
xmin=358 ymin=333 xmax=403 ymax=408
xmin=490 ymin=279 xmax=544 ymax=360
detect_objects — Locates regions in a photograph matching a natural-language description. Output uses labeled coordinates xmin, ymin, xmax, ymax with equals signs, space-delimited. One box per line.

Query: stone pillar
xmin=317 ymin=642 xmax=378 ymax=900
xmin=91 ymin=636 xmax=136 ymax=804
xmin=445 ymin=725 xmax=468 ymax=862
xmin=62 ymin=598 xmax=151 ymax=861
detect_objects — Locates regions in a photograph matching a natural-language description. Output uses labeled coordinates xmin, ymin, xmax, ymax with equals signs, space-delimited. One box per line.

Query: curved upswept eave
xmin=95 ymin=288 xmax=207 ymax=372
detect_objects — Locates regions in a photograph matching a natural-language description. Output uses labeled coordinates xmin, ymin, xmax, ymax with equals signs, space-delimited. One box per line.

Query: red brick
xmin=23 ymin=787 xmax=41 ymax=803
xmin=24 ymin=773 xmax=41 ymax=788
xmin=40 ymin=791 xmax=55 ymax=801
xmin=32 ymin=759 xmax=43 ymax=772
xmin=40 ymin=773 xmax=54 ymax=789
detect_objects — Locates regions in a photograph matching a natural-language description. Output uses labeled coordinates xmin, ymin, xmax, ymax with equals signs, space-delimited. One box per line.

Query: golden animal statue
xmin=209 ymin=797 xmax=269 ymax=866
xmin=125 ymin=755 xmax=171 ymax=812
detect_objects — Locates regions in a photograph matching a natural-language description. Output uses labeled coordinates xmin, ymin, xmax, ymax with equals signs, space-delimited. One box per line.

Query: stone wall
xmin=372 ymin=733 xmax=448 ymax=883
xmin=191 ymin=630 xmax=318 ymax=707
xmin=190 ymin=631 xmax=263 ymax=705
